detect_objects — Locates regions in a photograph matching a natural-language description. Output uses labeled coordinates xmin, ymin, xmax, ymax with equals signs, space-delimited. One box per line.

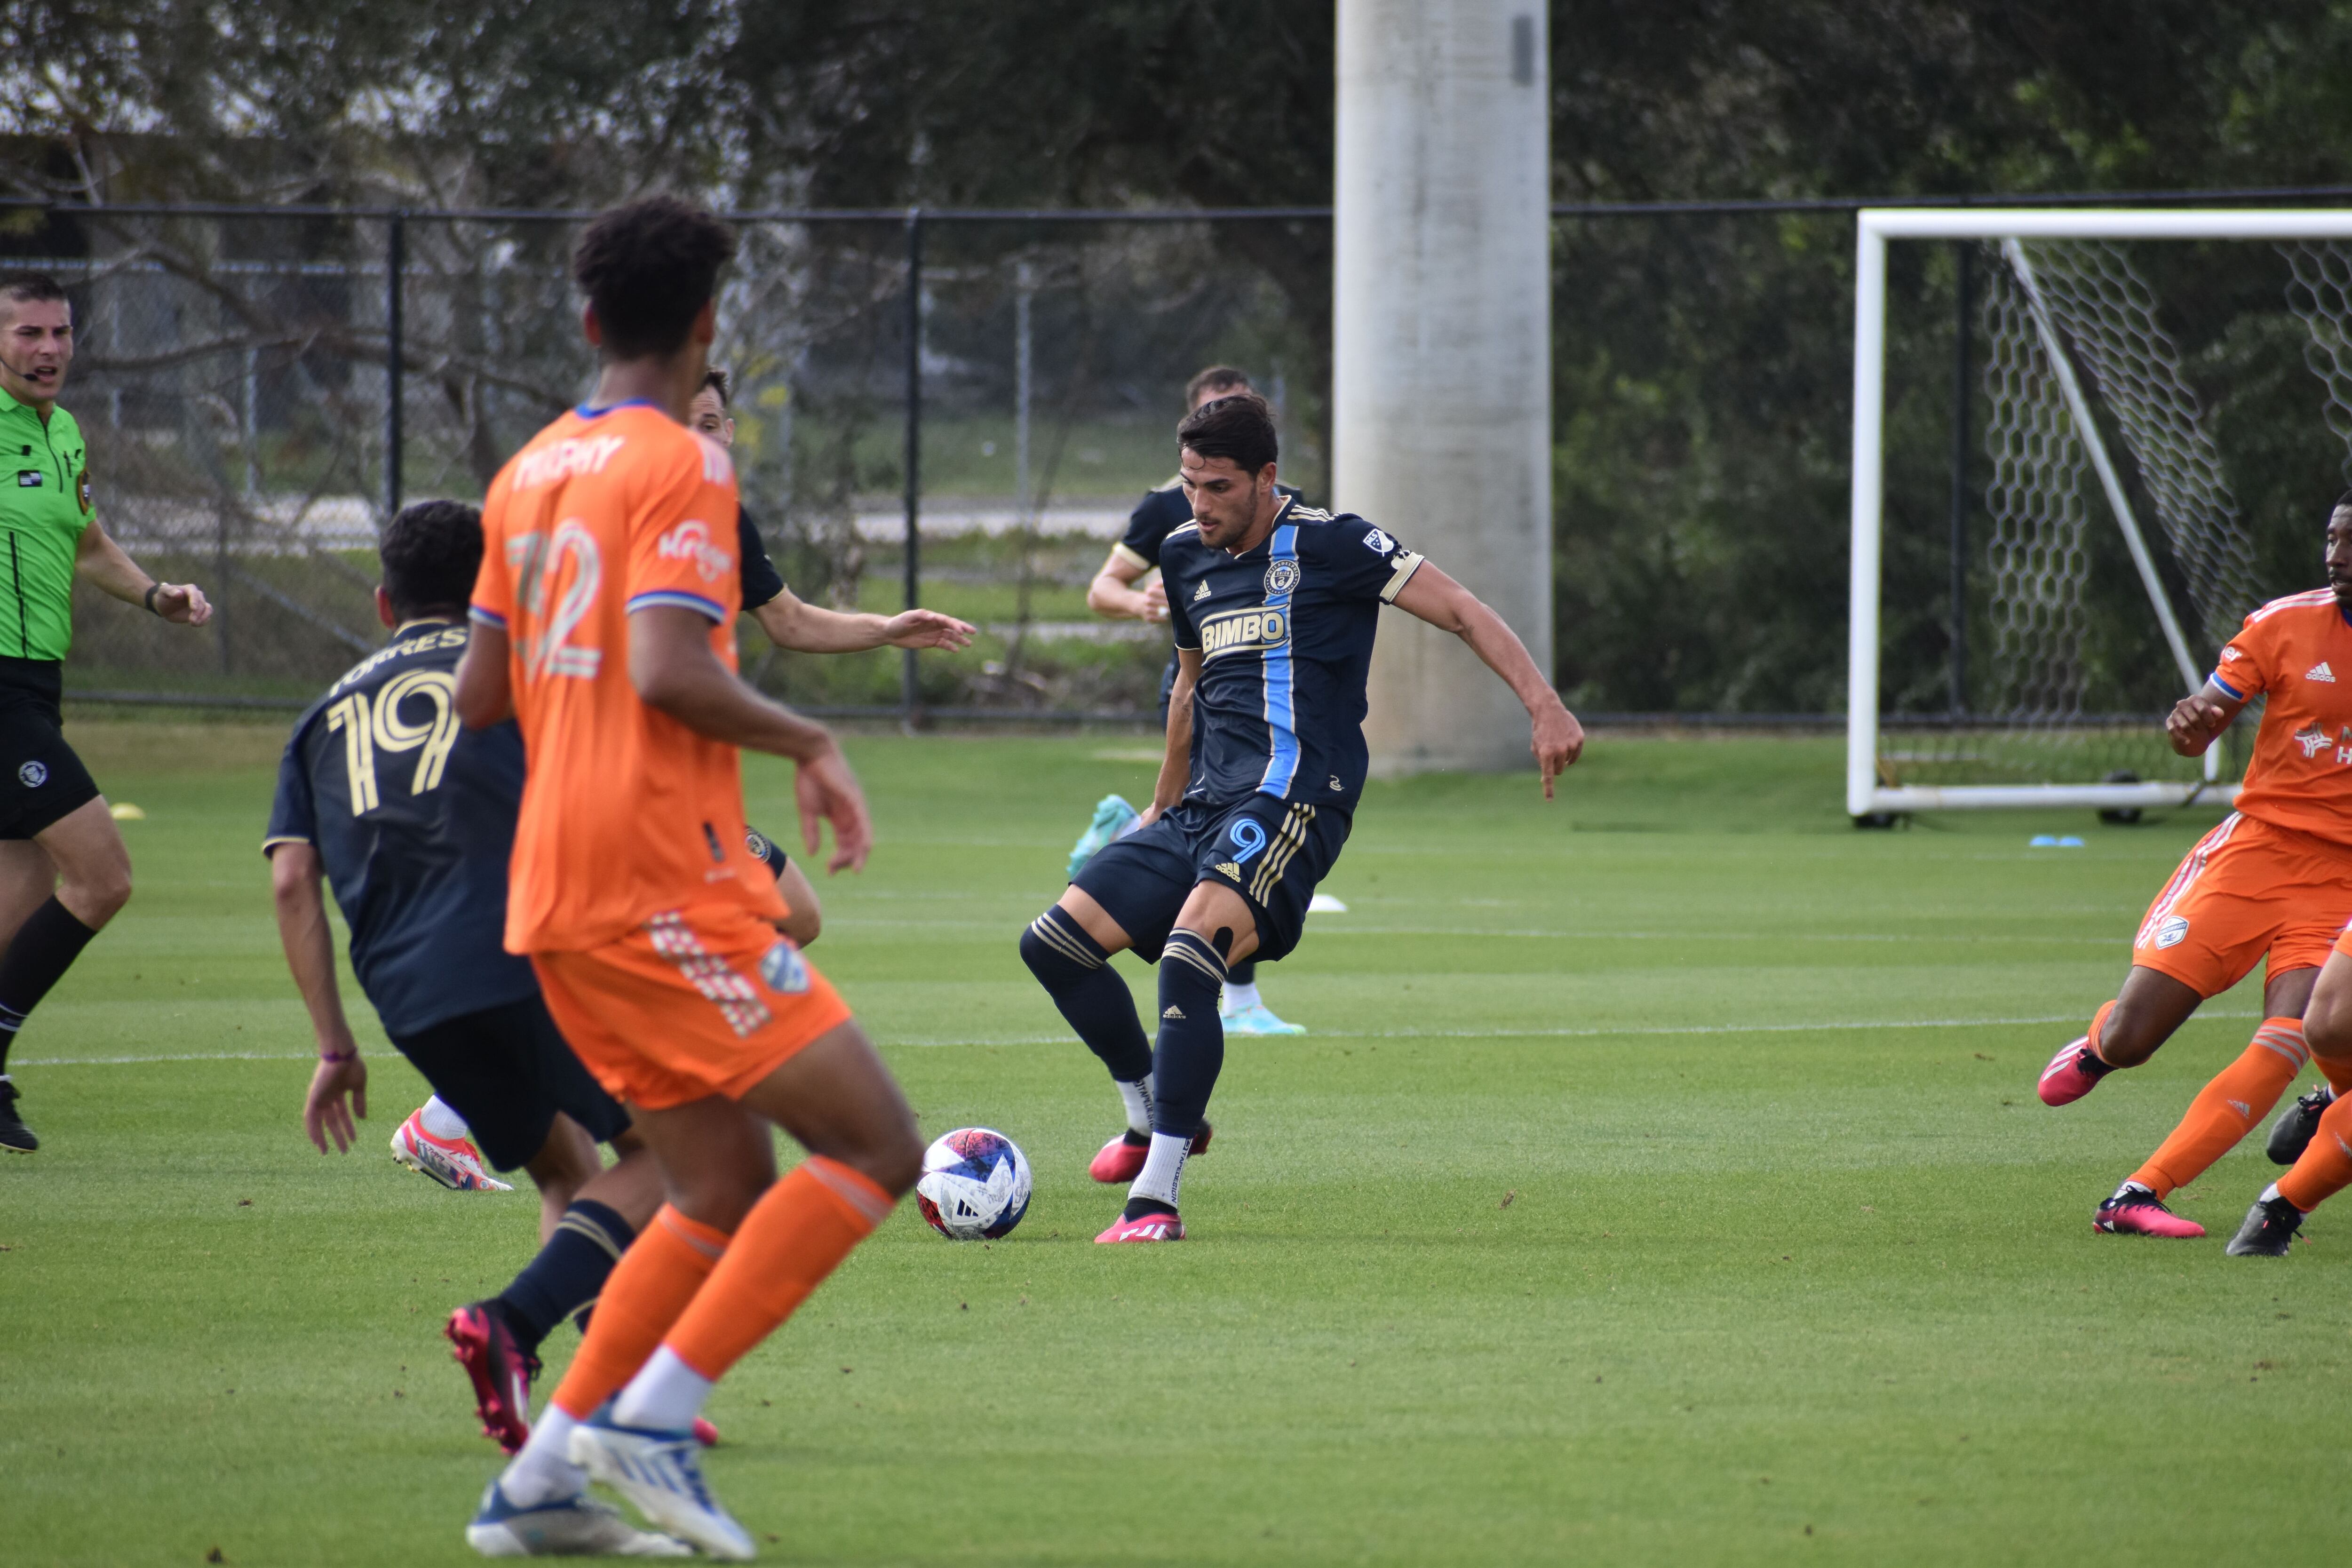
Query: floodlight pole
xmin=385 ymin=210 xmax=405 ymax=526
xmin=902 ymin=209 xmax=923 ymax=723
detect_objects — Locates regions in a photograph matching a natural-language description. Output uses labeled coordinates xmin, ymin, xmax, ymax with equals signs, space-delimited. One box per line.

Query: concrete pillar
xmin=1334 ymin=0 xmax=1552 ymax=773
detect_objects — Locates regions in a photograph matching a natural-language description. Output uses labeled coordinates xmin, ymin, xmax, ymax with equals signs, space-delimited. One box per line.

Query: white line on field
xmin=19 ymin=1010 xmax=2268 ymax=1066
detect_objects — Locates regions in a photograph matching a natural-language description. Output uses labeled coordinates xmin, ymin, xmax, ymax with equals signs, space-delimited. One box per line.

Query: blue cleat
xmin=1067 ymin=795 xmax=1140 ymax=879
xmin=464 ymin=1478 xmax=689 ymax=1557
xmin=568 ymin=1413 xmax=756 ymax=1560
xmin=1221 ymin=1001 xmax=1306 ymax=1036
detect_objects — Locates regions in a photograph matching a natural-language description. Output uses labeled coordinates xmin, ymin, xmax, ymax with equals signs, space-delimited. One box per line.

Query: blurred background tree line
xmin=5 ymin=0 xmax=2352 ymax=715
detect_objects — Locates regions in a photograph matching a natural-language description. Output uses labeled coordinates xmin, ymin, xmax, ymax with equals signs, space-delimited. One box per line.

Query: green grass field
xmin=7 ymin=724 xmax=2350 ymax=1566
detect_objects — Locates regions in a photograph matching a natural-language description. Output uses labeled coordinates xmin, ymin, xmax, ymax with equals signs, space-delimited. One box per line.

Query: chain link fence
xmin=10 ymin=194 xmax=2352 ymax=742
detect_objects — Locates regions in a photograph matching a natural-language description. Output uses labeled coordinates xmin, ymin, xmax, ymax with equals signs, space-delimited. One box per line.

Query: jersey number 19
xmin=326 ymin=669 xmax=461 ymax=815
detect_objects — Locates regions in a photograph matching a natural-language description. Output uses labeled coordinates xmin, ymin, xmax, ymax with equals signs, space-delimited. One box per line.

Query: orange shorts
xmin=2132 ymin=812 xmax=2352 ymax=998
xmin=531 ymin=904 xmax=852 ymax=1111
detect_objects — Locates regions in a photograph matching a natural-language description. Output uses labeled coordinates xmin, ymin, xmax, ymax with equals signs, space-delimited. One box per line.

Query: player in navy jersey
xmin=1076 ymin=366 xmax=1308 ymax=1038
xmin=267 ymin=500 xmax=734 ymax=1457
xmin=1021 ymin=393 xmax=1583 ymax=1242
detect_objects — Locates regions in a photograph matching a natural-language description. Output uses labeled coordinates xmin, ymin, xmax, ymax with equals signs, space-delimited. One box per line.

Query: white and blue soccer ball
xmin=914 ymin=1127 xmax=1033 ymax=1240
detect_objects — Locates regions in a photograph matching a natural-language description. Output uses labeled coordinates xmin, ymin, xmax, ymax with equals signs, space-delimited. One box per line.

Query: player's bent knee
xmin=2306 ymin=987 xmax=2352 ymax=1058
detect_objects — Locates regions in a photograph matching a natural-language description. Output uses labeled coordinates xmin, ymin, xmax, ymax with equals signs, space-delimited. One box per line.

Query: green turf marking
xmin=5 ymin=724 xmax=2345 ymax=1566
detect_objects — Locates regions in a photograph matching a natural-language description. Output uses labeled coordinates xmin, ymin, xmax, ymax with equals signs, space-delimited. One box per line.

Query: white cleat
xmin=569 ymin=1415 xmax=756 ymax=1561
xmin=392 ymin=1107 xmax=514 ymax=1192
xmin=1220 ymin=1002 xmax=1306 ymax=1036
xmin=465 ymin=1480 xmax=690 ymax=1557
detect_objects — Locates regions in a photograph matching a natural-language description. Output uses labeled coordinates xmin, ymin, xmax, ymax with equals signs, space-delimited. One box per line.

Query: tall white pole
xmin=1846 ymin=220 xmax=1888 ymax=820
xmin=1335 ymin=0 xmax=1552 ymax=773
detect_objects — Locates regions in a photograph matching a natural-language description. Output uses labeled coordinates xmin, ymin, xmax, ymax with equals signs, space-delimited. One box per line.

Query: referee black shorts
xmin=387 ymin=992 xmax=630 ymax=1171
xmin=0 ymin=656 xmax=100 ymax=841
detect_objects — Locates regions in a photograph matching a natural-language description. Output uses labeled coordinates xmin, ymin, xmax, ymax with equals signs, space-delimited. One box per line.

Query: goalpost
xmin=1848 ymin=207 xmax=2352 ymax=820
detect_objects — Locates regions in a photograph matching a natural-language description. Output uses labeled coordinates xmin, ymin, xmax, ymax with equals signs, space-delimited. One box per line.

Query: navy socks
xmin=496 ymin=1198 xmax=635 ymax=1354
xmin=1022 ymin=907 xmax=1153 ymax=1083
xmin=1152 ymin=930 xmax=1227 ymax=1138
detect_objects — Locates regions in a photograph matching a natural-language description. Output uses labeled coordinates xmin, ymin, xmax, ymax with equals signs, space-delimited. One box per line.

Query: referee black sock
xmin=1021 ymin=907 xmax=1153 ymax=1083
xmin=1151 ymin=930 xmax=1227 ymax=1138
xmin=0 ymin=897 xmax=99 ymax=1075
xmin=495 ymin=1198 xmax=636 ymax=1356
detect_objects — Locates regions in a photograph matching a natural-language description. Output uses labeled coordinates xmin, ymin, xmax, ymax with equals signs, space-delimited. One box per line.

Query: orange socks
xmin=2085 ymin=999 xmax=2117 ymax=1063
xmin=663 ymin=1157 xmax=893 ymax=1381
xmin=2129 ymin=1018 xmax=2309 ymax=1197
xmin=2279 ymin=1091 xmax=2352 ymax=1211
xmin=550 ymin=1205 xmax=731 ymax=1420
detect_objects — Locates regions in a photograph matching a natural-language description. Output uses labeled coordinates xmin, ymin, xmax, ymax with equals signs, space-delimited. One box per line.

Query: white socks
xmin=420 ymin=1095 xmax=471 ymax=1141
xmin=612 ymin=1346 xmax=715 ymax=1433
xmin=498 ymin=1406 xmax=583 ymax=1506
xmin=1129 ymin=1131 xmax=1191 ymax=1209
xmin=1116 ymin=1078 xmax=1154 ymax=1137
xmin=1221 ymin=979 xmax=1262 ymax=1014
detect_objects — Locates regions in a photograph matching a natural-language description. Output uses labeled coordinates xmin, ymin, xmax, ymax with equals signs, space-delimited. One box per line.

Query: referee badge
xmin=76 ymin=465 xmax=92 ymax=515
xmin=17 ymin=761 xmax=46 ymax=788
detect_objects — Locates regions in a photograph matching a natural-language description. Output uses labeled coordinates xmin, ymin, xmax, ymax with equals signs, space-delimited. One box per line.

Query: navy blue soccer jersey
xmin=262 ymin=618 xmax=538 ymax=1037
xmin=1162 ymin=496 xmax=1426 ymax=812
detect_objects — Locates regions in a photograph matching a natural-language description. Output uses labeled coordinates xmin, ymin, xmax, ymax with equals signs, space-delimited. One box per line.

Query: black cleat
xmin=0 ymin=1076 xmax=35 ymax=1153
xmin=2226 ymin=1193 xmax=2305 ymax=1257
xmin=2266 ymin=1086 xmax=2334 ymax=1166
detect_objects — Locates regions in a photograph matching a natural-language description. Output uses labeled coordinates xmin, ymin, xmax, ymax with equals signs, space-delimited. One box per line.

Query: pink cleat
xmin=1088 ymin=1122 xmax=1212 ymax=1184
xmin=693 ymin=1417 xmax=721 ymax=1448
xmin=391 ymin=1108 xmax=513 ymax=1191
xmin=446 ymin=1303 xmax=540 ymax=1453
xmin=1096 ymin=1208 xmax=1185 ymax=1243
xmin=2093 ymin=1183 xmax=2206 ymax=1238
xmin=2037 ymin=1038 xmax=2114 ymax=1107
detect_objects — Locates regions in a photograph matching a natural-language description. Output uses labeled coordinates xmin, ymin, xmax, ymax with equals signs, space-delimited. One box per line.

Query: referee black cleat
xmin=0 ymin=1075 xmax=36 ymax=1152
xmin=2226 ymin=1193 xmax=2305 ymax=1257
xmin=2266 ymin=1086 xmax=2334 ymax=1166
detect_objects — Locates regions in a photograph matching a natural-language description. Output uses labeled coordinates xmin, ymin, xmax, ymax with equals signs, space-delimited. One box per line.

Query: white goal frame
xmin=1848 ymin=207 xmax=2352 ymax=818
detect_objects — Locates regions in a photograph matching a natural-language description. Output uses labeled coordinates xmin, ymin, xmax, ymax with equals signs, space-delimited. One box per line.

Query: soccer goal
xmin=1847 ymin=207 xmax=2352 ymax=819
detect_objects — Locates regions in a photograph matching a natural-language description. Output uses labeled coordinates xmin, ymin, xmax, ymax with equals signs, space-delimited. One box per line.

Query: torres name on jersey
xmin=471 ymin=401 xmax=785 ymax=954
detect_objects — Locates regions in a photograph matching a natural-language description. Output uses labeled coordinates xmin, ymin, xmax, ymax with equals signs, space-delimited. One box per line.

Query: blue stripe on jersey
xmin=1256 ymin=522 xmax=1302 ymax=796
xmin=2211 ymin=672 xmax=2247 ymax=701
xmin=625 ymin=589 xmax=727 ymax=622
xmin=468 ymin=605 xmax=507 ymax=629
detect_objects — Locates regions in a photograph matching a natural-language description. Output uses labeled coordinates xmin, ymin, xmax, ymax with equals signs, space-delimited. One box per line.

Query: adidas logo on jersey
xmin=1214 ymin=861 xmax=1243 ymax=880
xmin=2311 ymin=661 xmax=2338 ymax=683
xmin=1193 ymin=580 xmax=1211 ymax=601
xmin=1162 ymin=1004 xmax=1186 ymax=1019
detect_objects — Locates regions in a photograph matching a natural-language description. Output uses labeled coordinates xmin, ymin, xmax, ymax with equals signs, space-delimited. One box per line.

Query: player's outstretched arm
xmin=74 ymin=513 xmax=211 ymax=625
xmin=1087 ymin=547 xmax=1168 ymax=623
xmin=752 ymin=584 xmax=976 ymax=653
xmin=2167 ymin=681 xmax=2243 ymax=757
xmin=267 ymin=842 xmax=368 ymax=1153
xmin=630 ymin=604 xmax=873 ymax=872
xmin=1391 ymin=563 xmax=1584 ymax=798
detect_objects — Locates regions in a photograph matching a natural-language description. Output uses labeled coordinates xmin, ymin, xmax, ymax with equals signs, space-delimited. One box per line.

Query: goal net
xmin=1848 ymin=209 xmax=2352 ymax=817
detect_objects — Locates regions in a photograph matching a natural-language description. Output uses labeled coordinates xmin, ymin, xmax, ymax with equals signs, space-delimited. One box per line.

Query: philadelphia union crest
xmin=1264 ymin=559 xmax=1300 ymax=596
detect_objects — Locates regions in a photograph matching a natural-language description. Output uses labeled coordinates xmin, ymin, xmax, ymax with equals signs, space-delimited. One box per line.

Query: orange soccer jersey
xmin=471 ymin=401 xmax=786 ymax=955
xmin=2123 ymin=588 xmax=2352 ymax=997
xmin=2212 ymin=587 xmax=2352 ymax=848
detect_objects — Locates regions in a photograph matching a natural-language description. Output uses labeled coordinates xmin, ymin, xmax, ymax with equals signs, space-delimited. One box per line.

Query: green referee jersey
xmin=0 ymin=386 xmax=91 ymax=662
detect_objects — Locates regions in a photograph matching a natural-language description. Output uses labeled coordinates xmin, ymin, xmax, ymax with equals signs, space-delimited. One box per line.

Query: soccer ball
xmin=914 ymin=1127 xmax=1033 ymax=1240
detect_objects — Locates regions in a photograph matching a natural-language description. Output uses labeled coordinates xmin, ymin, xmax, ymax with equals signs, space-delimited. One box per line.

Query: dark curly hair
xmin=1176 ymin=391 xmax=1278 ymax=476
xmin=571 ymin=196 xmax=738 ymax=360
xmin=379 ymin=499 xmax=483 ymax=619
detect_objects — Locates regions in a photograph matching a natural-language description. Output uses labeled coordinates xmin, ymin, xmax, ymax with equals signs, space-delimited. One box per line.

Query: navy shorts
xmin=1071 ymin=793 xmax=1350 ymax=965
xmin=0 ymin=659 xmax=100 ymax=840
xmin=388 ymin=993 xmax=630 ymax=1171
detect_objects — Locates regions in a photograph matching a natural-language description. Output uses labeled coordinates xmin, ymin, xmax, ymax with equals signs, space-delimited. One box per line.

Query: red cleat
xmin=1096 ymin=1208 xmax=1185 ymax=1243
xmin=2038 ymin=1038 xmax=2113 ymax=1106
xmin=446 ymin=1302 xmax=539 ymax=1454
xmin=2093 ymin=1185 xmax=2206 ymax=1238
xmin=1088 ymin=1122 xmax=1213 ymax=1184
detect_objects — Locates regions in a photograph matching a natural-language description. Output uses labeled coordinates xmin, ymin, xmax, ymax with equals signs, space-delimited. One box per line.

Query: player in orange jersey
xmin=2037 ymin=494 xmax=2352 ymax=1240
xmin=454 ymin=197 xmax=922 ymax=1560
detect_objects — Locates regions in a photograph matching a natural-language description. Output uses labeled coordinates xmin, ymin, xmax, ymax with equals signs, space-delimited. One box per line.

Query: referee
xmin=0 ymin=271 xmax=212 ymax=1152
